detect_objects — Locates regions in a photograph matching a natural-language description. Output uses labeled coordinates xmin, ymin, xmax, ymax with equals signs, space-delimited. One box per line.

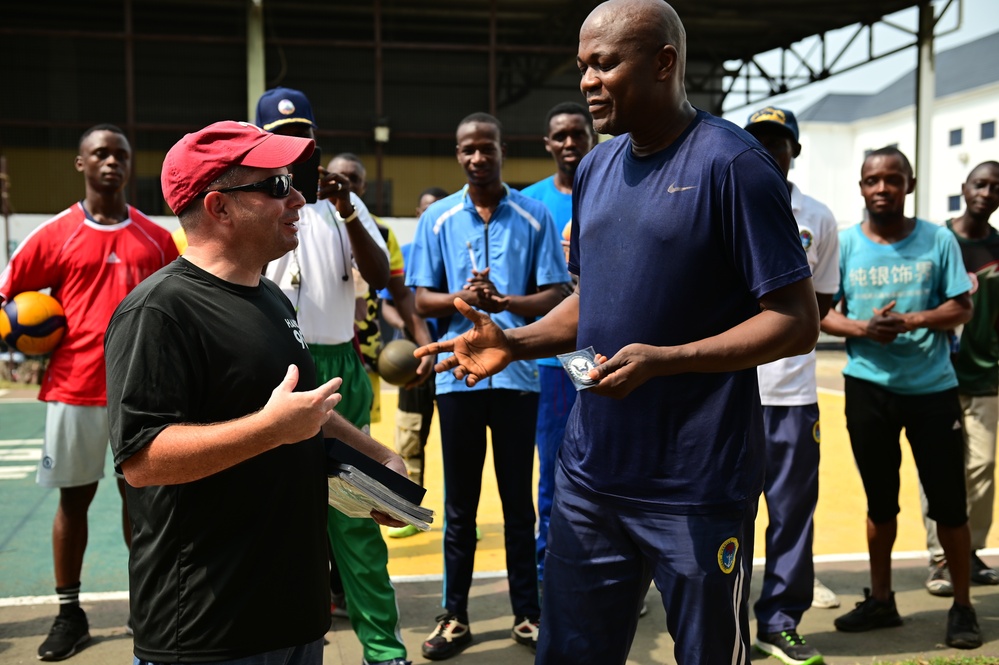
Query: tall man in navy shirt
xmin=406 ymin=112 xmax=571 ymax=660
xmin=413 ymin=1 xmax=819 ymax=663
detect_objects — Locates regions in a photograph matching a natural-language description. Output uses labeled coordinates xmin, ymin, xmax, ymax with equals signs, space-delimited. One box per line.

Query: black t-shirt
xmin=106 ymin=258 xmax=330 ymax=662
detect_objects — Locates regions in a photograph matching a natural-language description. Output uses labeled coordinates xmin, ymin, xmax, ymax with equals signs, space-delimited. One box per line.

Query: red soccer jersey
xmin=0 ymin=203 xmax=179 ymax=405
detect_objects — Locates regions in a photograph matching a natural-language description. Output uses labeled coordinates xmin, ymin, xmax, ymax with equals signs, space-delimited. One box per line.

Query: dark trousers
xmin=844 ymin=376 xmax=967 ymax=526
xmin=436 ymin=389 xmax=540 ymax=620
xmin=753 ymin=403 xmax=820 ymax=633
xmin=535 ymin=365 xmax=577 ymax=580
xmin=537 ymin=465 xmax=756 ymax=665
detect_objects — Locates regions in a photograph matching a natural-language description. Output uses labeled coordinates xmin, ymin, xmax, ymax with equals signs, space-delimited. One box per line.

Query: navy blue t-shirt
xmin=563 ymin=109 xmax=810 ymax=515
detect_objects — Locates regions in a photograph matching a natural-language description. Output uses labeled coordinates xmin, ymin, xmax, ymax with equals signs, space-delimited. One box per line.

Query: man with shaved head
xmin=412 ymin=1 xmax=819 ymax=663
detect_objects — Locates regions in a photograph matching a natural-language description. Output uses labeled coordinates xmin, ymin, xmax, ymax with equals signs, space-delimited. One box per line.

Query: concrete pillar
xmin=914 ymin=0 xmax=935 ymax=219
xmin=246 ymin=0 xmax=266 ymax=123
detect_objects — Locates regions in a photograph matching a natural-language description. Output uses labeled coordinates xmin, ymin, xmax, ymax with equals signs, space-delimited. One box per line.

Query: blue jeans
xmin=134 ymin=638 xmax=323 ymax=665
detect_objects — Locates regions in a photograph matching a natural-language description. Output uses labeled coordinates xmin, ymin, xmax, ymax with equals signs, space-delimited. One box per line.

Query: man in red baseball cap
xmin=105 ymin=121 xmax=407 ymax=665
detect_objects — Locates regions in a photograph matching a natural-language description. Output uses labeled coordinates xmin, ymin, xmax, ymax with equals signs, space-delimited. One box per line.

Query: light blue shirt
xmin=406 ymin=184 xmax=571 ymax=395
xmin=521 ymin=175 xmax=572 ymax=230
xmin=521 ymin=175 xmax=573 ymax=368
xmin=838 ymin=219 xmax=972 ymax=395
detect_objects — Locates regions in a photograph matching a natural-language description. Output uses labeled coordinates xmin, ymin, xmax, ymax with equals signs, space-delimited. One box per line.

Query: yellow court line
xmin=372 ymin=390 xmax=999 ymax=578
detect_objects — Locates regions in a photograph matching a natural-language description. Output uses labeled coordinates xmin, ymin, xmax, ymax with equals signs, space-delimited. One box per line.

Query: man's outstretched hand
xmin=414 ymin=298 xmax=514 ymax=386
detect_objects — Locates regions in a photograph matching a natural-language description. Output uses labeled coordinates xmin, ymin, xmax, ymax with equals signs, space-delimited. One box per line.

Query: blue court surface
xmin=0 ymin=398 xmax=128 ymax=599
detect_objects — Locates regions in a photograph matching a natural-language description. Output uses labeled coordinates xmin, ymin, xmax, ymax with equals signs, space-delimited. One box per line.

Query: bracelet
xmin=342 ymin=208 xmax=359 ymax=224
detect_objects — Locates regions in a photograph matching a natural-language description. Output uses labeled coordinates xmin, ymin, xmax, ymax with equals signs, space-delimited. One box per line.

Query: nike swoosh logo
xmin=667 ymin=183 xmax=697 ymax=193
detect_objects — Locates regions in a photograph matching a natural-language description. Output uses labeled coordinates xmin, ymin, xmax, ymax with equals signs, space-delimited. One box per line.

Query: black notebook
xmin=324 ymin=438 xmax=427 ymax=506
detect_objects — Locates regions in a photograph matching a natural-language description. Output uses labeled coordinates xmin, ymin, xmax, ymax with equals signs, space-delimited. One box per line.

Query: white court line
xmin=8 ymin=549 xmax=996 ymax=605
xmin=0 ymin=465 xmax=36 ymax=479
xmin=0 ymin=449 xmax=41 ymax=462
xmin=0 ymin=439 xmax=43 ymax=446
xmin=0 ymin=591 xmax=129 ymax=607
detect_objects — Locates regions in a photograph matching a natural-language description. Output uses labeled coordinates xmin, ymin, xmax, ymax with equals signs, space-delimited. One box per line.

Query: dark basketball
xmin=377 ymin=339 xmax=421 ymax=386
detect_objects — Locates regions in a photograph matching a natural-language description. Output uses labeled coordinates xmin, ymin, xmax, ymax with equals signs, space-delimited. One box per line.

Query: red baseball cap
xmin=161 ymin=120 xmax=315 ymax=214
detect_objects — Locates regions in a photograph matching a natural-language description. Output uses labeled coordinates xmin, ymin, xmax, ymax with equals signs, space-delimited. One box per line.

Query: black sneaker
xmin=971 ymin=552 xmax=999 ymax=585
xmin=754 ymin=630 xmax=823 ymax=665
xmin=37 ymin=605 xmax=90 ymax=661
xmin=331 ymin=592 xmax=349 ymax=619
xmin=511 ymin=616 xmax=539 ymax=651
xmin=946 ymin=603 xmax=982 ymax=649
xmin=926 ymin=559 xmax=954 ymax=597
xmin=422 ymin=613 xmax=472 ymax=660
xmin=833 ymin=588 xmax=903 ymax=632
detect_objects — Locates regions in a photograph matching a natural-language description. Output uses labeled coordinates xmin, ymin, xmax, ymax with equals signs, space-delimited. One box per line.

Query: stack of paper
xmin=326 ymin=438 xmax=434 ymax=531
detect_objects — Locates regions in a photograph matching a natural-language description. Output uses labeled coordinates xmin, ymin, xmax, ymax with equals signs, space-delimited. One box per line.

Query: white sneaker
xmin=812 ymin=577 xmax=840 ymax=609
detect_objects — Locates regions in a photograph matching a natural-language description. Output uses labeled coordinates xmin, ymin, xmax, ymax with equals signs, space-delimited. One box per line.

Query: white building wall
xmin=796 ymin=82 xmax=999 ymax=229
xmin=930 ymin=84 xmax=999 ymax=222
xmin=791 ymin=123 xmax=861 ymax=228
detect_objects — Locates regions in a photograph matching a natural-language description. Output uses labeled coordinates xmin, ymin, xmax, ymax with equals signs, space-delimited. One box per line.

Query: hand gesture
xmin=370 ymin=511 xmax=410 ymax=527
xmin=462 ymin=267 xmax=509 ymax=313
xmin=317 ymin=167 xmax=355 ymax=217
xmin=866 ymin=300 xmax=908 ymax=344
xmin=317 ymin=167 xmax=351 ymax=202
xmin=260 ymin=365 xmax=342 ymax=444
xmin=414 ymin=298 xmax=513 ymax=386
xmin=369 ymin=454 xmax=412 ymax=527
xmin=586 ymin=345 xmax=659 ymax=398
xmin=403 ymin=355 xmax=437 ymax=389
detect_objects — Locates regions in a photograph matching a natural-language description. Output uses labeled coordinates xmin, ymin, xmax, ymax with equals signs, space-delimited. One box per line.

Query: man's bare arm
xmin=586 ymin=278 xmax=820 ymax=398
xmin=321 ymin=410 xmax=407 ymax=477
xmin=121 ymin=367 xmax=340 ymax=487
xmin=415 ymin=281 xmax=581 ymax=387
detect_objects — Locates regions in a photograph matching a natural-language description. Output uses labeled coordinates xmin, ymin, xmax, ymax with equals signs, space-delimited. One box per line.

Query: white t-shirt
xmin=757 ymin=183 xmax=840 ymax=406
xmin=265 ymin=194 xmax=388 ymax=345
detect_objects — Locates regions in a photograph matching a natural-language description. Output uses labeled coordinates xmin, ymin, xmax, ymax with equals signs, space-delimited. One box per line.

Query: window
xmin=948 ymin=195 xmax=962 ymax=212
xmin=983 ymin=121 xmax=996 ymax=141
xmin=949 ymin=128 xmax=963 ymax=146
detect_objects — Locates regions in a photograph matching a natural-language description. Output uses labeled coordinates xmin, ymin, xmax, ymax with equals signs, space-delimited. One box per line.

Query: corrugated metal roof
xmin=800 ymin=31 xmax=999 ymax=122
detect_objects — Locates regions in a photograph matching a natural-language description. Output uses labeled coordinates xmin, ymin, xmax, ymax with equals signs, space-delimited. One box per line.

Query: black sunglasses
xmin=205 ymin=174 xmax=294 ymax=199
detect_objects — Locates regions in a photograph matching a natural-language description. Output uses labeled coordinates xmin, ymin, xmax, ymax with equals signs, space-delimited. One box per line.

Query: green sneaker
xmin=387 ymin=524 xmax=421 ymax=539
xmin=754 ymin=629 xmax=823 ymax=665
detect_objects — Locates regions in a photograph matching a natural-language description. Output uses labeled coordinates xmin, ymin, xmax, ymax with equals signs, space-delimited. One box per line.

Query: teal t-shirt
xmin=838 ymin=219 xmax=971 ymax=395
